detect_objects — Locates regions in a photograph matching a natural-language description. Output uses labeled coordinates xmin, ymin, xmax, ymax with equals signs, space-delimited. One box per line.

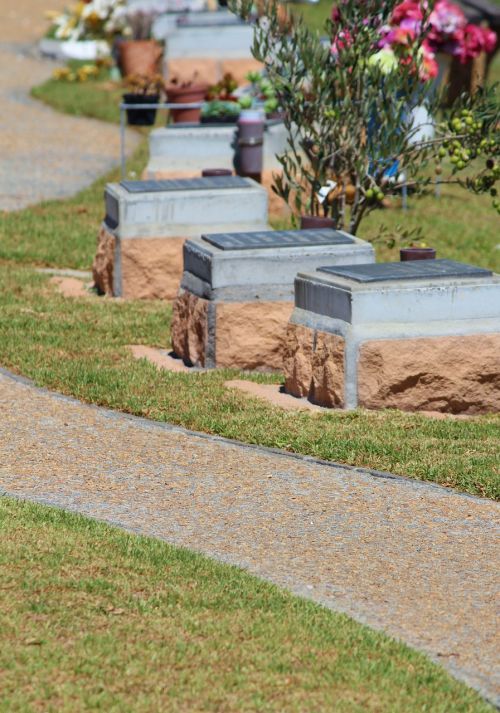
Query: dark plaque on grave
xmin=202 ymin=229 xmax=355 ymax=251
xmin=120 ymin=176 xmax=250 ymax=193
xmin=318 ymin=259 xmax=493 ymax=283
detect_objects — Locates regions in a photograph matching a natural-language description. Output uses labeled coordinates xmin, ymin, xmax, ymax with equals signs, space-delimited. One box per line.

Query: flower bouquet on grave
xmin=44 ymin=0 xmax=128 ymax=59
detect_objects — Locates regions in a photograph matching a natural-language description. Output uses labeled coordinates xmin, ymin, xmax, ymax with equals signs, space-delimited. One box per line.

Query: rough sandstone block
xmin=171 ymin=291 xmax=209 ymax=366
xmin=283 ymin=323 xmax=345 ymax=407
xmin=358 ymin=334 xmax=500 ymax=415
xmin=92 ymin=225 xmax=115 ymax=296
xmin=283 ymin=323 xmax=314 ymax=398
xmin=215 ymin=301 xmax=293 ymax=371
xmin=172 ymin=294 xmax=294 ymax=371
xmin=120 ymin=237 xmax=185 ymax=300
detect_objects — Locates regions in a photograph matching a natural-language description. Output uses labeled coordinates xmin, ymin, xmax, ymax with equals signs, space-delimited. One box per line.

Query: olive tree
xmin=230 ymin=0 xmax=499 ymax=234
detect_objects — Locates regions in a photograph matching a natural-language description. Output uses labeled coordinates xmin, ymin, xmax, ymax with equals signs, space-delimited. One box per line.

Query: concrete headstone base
xmin=284 ymin=322 xmax=500 ymax=415
xmin=171 ymin=290 xmax=293 ymax=371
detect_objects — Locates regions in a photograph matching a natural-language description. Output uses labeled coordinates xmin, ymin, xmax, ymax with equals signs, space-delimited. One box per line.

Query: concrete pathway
xmin=0 ymin=368 xmax=498 ymax=706
xmin=0 ymin=0 xmax=140 ymax=210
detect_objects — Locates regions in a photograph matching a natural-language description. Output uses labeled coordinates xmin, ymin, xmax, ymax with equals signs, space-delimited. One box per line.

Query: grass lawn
xmin=0 ymin=262 xmax=498 ymax=500
xmin=0 ymin=496 xmax=495 ymax=712
xmin=31 ymin=61 xmax=123 ymax=124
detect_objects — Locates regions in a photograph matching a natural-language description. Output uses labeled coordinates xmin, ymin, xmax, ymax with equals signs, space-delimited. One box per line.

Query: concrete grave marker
xmin=93 ymin=177 xmax=269 ymax=300
xmin=284 ymin=260 xmax=500 ymax=414
xmin=145 ymin=122 xmax=289 ymax=178
xmin=171 ymin=228 xmax=375 ymax=371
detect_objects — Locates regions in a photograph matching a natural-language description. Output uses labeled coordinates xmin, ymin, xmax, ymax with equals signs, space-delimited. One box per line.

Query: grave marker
xmin=171 ymin=228 xmax=375 ymax=371
xmin=93 ymin=177 xmax=269 ymax=300
xmin=284 ymin=261 xmax=500 ymax=414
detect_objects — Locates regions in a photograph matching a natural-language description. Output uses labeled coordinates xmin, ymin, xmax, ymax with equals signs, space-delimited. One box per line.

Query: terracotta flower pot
xmin=118 ymin=40 xmax=163 ymax=78
xmin=400 ymin=247 xmax=436 ymax=261
xmin=166 ymin=84 xmax=208 ymax=124
xmin=300 ymin=216 xmax=336 ymax=230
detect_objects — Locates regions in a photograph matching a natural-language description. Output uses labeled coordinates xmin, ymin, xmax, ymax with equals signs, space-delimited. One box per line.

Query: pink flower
xmin=456 ymin=24 xmax=498 ymax=62
xmin=331 ymin=27 xmax=353 ymax=57
xmin=391 ymin=0 xmax=423 ymax=25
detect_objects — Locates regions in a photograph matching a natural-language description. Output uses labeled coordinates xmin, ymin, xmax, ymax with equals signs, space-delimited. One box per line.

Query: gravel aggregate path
xmin=0 ymin=0 xmax=140 ymax=211
xmin=0 ymin=368 xmax=499 ymax=706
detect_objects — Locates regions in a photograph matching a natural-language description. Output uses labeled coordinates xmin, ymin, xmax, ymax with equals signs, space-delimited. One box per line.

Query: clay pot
xmin=118 ymin=40 xmax=163 ymax=78
xmin=400 ymin=247 xmax=436 ymax=261
xmin=300 ymin=216 xmax=336 ymax=230
xmin=166 ymin=83 xmax=208 ymax=124
xmin=202 ymin=169 xmax=232 ymax=177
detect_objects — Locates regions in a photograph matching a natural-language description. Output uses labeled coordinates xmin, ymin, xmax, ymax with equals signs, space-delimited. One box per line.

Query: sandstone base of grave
xmin=283 ymin=323 xmax=500 ymax=415
xmin=144 ymin=169 xmax=290 ymax=221
xmin=283 ymin=324 xmax=345 ymax=408
xmin=171 ymin=290 xmax=293 ymax=371
xmin=166 ymin=58 xmax=263 ymax=87
xmin=92 ymin=225 xmax=184 ymax=300
xmin=92 ymin=225 xmax=115 ymax=296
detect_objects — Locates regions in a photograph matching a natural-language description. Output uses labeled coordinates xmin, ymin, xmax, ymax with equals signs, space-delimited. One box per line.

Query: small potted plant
xmin=201 ymin=100 xmax=241 ymax=124
xmin=165 ymin=75 xmax=209 ymax=124
xmin=206 ymin=73 xmax=239 ymax=102
xmin=123 ymin=73 xmax=164 ymax=126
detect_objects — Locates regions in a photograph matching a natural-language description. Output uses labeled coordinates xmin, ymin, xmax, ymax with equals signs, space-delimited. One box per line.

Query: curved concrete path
xmin=0 ymin=368 xmax=498 ymax=706
xmin=0 ymin=0 xmax=140 ymax=211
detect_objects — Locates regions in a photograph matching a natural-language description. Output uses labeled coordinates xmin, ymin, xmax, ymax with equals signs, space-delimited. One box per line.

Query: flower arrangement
xmin=377 ymin=1 xmax=497 ymax=79
xmin=45 ymin=0 xmax=127 ymax=42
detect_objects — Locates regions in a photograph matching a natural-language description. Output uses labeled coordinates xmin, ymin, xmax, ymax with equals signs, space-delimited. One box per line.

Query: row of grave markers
xmin=92 ymin=175 xmax=500 ymax=414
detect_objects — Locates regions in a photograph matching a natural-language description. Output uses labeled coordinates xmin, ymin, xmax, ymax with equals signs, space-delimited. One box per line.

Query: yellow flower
xmin=52 ymin=67 xmax=71 ymax=80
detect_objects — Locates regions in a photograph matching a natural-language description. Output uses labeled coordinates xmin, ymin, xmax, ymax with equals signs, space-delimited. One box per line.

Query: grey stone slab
xmin=166 ymin=23 xmax=254 ymax=59
xmin=202 ymin=229 xmax=355 ymax=251
xmin=294 ymin=267 xmax=500 ymax=326
xmin=121 ymin=176 xmax=249 ymax=193
xmin=182 ymin=232 xmax=375 ymax=297
xmin=318 ymin=259 xmax=492 ymax=283
xmin=104 ymin=178 xmax=269 ymax=239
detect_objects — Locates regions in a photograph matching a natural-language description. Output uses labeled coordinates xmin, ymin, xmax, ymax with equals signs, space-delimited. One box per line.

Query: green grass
xmin=0 ymin=263 xmax=498 ymax=500
xmin=0 ymin=141 xmax=149 ymax=269
xmin=0 ymin=496 xmax=494 ymax=712
xmin=31 ymin=61 xmax=123 ymax=124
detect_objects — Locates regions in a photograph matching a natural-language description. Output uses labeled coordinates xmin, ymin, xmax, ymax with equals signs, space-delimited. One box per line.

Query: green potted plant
xmin=201 ymin=100 xmax=241 ymax=124
xmin=123 ymin=73 xmax=164 ymax=126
